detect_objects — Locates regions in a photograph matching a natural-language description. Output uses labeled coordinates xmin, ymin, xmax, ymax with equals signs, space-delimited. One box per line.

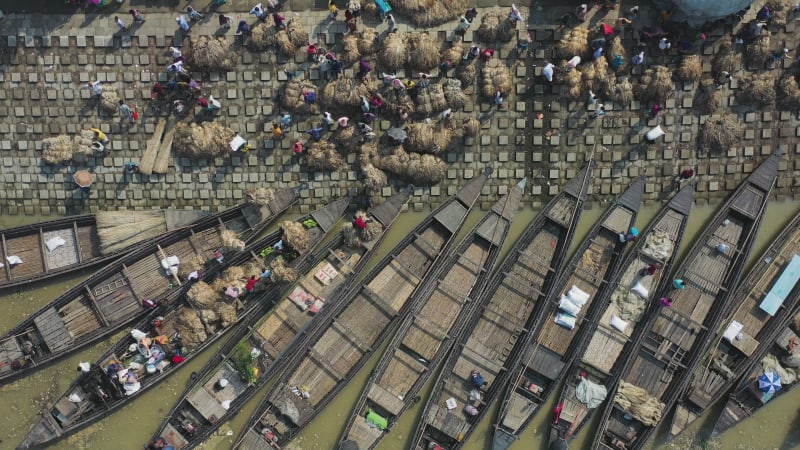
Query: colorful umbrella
xmin=758 ymin=371 xmax=781 ymax=393
xmin=72 ymin=170 xmax=94 ymax=188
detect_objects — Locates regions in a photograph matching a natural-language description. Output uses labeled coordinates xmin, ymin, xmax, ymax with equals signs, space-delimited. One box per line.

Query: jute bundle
xmin=187 ymin=281 xmax=220 ymax=309
xmin=777 ymin=74 xmax=800 ymax=110
xmin=476 ymin=11 xmax=514 ymax=43
xmin=564 ymin=68 xmax=583 ymax=99
xmin=99 ymin=90 xmax=121 ymax=114
xmin=695 ymin=78 xmax=721 ymax=115
xmin=607 ymin=76 xmax=634 ymax=105
xmin=342 ymin=222 xmax=362 ymax=247
xmin=281 ymin=220 xmax=312 ymax=253
xmin=341 ymin=34 xmax=361 ymax=64
xmin=211 ymin=265 xmax=247 ymax=293
xmin=456 ymin=59 xmax=478 ymax=87
xmin=713 ymin=36 xmax=740 ymax=74
xmin=359 ymin=140 xmax=379 ymax=167
xmin=698 ymin=115 xmax=742 ymax=153
xmin=221 ymin=229 xmax=245 ymax=252
xmin=405 ymin=122 xmax=453 ymax=154
xmin=174 ymin=308 xmax=207 ymax=350
xmin=380 ymin=32 xmax=408 ymax=70
xmin=481 ymin=61 xmax=513 ymax=97
xmin=357 ymin=28 xmax=378 ymax=56
xmin=322 ymin=77 xmax=370 ymax=111
xmin=415 ymin=84 xmax=449 ymax=116
xmin=73 ymin=130 xmax=96 ymax=161
xmin=285 ymin=18 xmax=309 ymax=54
xmin=738 ymin=72 xmax=776 ymax=106
xmin=334 ymin=124 xmax=362 ymax=152
xmin=41 ymin=135 xmax=75 ymax=165
xmin=405 ymin=153 xmax=446 ymax=184
xmin=613 ymin=381 xmax=665 ymax=426
xmin=581 ymin=57 xmax=610 ymax=92
xmin=178 ymin=254 xmax=206 ymax=279
xmin=282 ymin=80 xmax=319 ymax=114
xmin=361 ymin=163 xmax=388 ymax=190
xmin=216 ymin=302 xmax=238 ymax=328
xmin=199 ymin=308 xmax=220 ymax=334
xmin=270 ymin=257 xmax=298 ymax=283
xmin=441 ymin=44 xmax=463 ymax=64
xmin=246 ymin=187 xmax=275 ymax=206
xmin=677 ymin=55 xmax=702 ymax=82
xmin=557 ymin=28 xmax=590 ymax=59
xmin=186 ymin=36 xmax=235 ymax=72
xmin=391 ymin=0 xmax=466 ymax=27
xmin=442 ymin=78 xmax=466 ymax=110
xmin=362 ymin=220 xmax=383 ymax=241
xmin=375 ymin=145 xmax=410 ymax=175
xmin=173 ymin=121 xmax=235 ymax=158
xmin=744 ymin=34 xmax=771 ymax=67
xmin=379 ymin=84 xmax=415 ymax=116
xmin=606 ymin=36 xmax=627 ymax=72
xmin=96 ymin=210 xmax=169 ymax=254
xmin=634 ymin=66 xmax=674 ymax=102
xmin=767 ymin=0 xmax=791 ymax=26
xmin=407 ymin=33 xmax=440 ymax=71
xmin=462 ymin=117 xmax=480 ymax=137
xmin=306 ymin=140 xmax=345 ymax=171
xmin=247 ymin=22 xmax=279 ymax=51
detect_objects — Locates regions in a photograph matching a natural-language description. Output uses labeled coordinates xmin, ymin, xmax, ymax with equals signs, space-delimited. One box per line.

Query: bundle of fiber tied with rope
xmin=187 ymin=281 xmax=221 ymax=309
xmin=358 ymin=28 xmax=378 ymax=56
xmin=282 ymin=80 xmax=319 ymax=114
xmin=285 ymin=18 xmax=309 ymax=54
xmin=557 ymin=28 xmax=590 ymax=59
xmin=306 ymin=140 xmax=345 ymax=171
xmin=321 ymin=77 xmax=370 ymax=112
xmin=442 ymin=78 xmax=466 ymax=110
xmin=341 ymin=34 xmax=362 ymax=64
xmin=456 ymin=59 xmax=478 ymax=87
xmin=379 ymin=83 xmax=415 ymax=117
xmin=481 ymin=60 xmax=512 ymax=98
xmin=375 ymin=146 xmax=446 ymax=185
xmin=360 ymin=163 xmax=388 ymax=190
xmin=476 ymin=11 xmax=515 ymax=43
xmin=246 ymin=187 xmax=275 ymax=206
xmin=407 ymin=33 xmax=440 ymax=71
xmin=441 ymin=45 xmax=463 ymax=66
xmin=380 ymin=32 xmax=408 ymax=70
xmin=634 ymin=65 xmax=674 ymax=102
xmin=415 ymin=83 xmax=449 ymax=116
xmin=221 ymin=229 xmax=246 ymax=252
xmin=462 ymin=117 xmax=480 ymax=137
xmin=404 ymin=121 xmax=453 ymax=154
xmin=333 ymin=124 xmax=363 ymax=153
xmin=247 ymin=22 xmax=280 ymax=51
xmin=392 ymin=0 xmax=467 ymax=27
xmin=96 ymin=210 xmax=171 ymax=254
xmin=174 ymin=308 xmax=207 ymax=350
xmin=173 ymin=121 xmax=235 ymax=158
xmin=186 ymin=36 xmax=235 ymax=72
xmin=270 ymin=257 xmax=298 ymax=283
xmin=613 ymin=381 xmax=665 ymax=426
xmin=99 ymin=89 xmax=121 ymax=114
xmin=41 ymin=130 xmax=95 ymax=165
xmin=281 ymin=220 xmax=312 ymax=253
xmin=342 ymin=210 xmax=384 ymax=247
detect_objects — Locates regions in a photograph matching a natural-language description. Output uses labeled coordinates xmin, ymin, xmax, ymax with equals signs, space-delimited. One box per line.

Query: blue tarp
xmin=760 ymin=254 xmax=800 ymax=316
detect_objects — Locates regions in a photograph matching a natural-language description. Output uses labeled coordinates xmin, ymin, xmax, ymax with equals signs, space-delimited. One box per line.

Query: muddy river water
xmin=1 ymin=199 xmax=799 ymax=450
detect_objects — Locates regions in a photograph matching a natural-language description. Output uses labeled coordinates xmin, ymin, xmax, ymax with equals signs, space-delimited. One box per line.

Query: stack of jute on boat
xmin=592 ymin=149 xmax=780 ymax=450
xmin=488 ymin=177 xmax=645 ymax=450
xmin=17 ymin=197 xmax=352 ymax=449
xmin=710 ymin=303 xmax=800 ymax=438
xmin=338 ymin=179 xmax=526 ymax=450
xmin=670 ymin=206 xmax=800 ymax=440
xmin=233 ymin=168 xmax=491 ymax=450
xmin=396 ymin=164 xmax=595 ymax=450
xmin=145 ymin=188 xmax=412 ymax=449
xmin=0 ymin=210 xmax=209 ymax=291
xmin=0 ymin=186 xmax=301 ymax=385
xmin=549 ymin=182 xmax=694 ymax=450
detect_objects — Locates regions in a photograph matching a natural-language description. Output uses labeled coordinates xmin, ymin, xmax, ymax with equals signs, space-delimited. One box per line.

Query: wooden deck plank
xmin=33 ymin=307 xmax=73 ymax=352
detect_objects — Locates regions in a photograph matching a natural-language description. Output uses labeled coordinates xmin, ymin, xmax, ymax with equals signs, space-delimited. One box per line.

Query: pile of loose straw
xmin=186 ymin=36 xmax=236 ymax=72
xmin=306 ymin=140 xmax=345 ymax=171
xmin=173 ymin=121 xmax=235 ymax=158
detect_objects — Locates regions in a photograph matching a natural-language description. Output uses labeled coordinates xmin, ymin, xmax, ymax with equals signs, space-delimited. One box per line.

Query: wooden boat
xmin=338 ymin=179 xmax=525 ymax=450
xmin=710 ymin=313 xmax=800 ymax=438
xmin=670 ymin=209 xmax=800 ymax=439
xmin=146 ymin=188 xmax=411 ymax=449
xmin=489 ymin=177 xmax=645 ymax=450
xmin=0 ymin=186 xmax=301 ymax=385
xmin=592 ymin=149 xmax=780 ymax=450
xmin=0 ymin=210 xmax=209 ymax=291
xmin=233 ymin=168 xmax=490 ymax=450
xmin=17 ymin=197 xmax=350 ymax=449
xmin=401 ymin=165 xmax=593 ymax=450
xmin=548 ymin=182 xmax=694 ymax=449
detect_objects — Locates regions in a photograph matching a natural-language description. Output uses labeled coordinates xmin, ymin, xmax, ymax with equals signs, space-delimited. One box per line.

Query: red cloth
xmin=246 ymin=277 xmax=258 ymax=292
xmin=353 ymin=216 xmax=367 ymax=230
xmin=171 ymin=355 xmax=185 ymax=364
xmin=601 ymin=23 xmax=614 ymax=36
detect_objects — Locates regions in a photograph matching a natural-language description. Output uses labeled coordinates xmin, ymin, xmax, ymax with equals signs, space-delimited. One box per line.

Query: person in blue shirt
xmin=236 ymin=20 xmax=251 ymax=34
xmin=306 ymin=127 xmax=324 ymax=140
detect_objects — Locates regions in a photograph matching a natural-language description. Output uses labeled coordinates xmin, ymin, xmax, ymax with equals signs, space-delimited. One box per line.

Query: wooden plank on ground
xmin=153 ymin=122 xmax=177 ymax=174
xmin=140 ymin=120 xmax=167 ymax=175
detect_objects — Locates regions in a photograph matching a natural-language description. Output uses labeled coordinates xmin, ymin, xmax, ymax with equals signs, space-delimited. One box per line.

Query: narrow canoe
xmin=146 ymin=187 xmax=412 ymax=449
xmin=486 ymin=176 xmax=645 ymax=450
xmin=672 ymin=208 xmax=800 ymax=439
xmin=0 ymin=186 xmax=300 ymax=385
xmin=592 ymin=149 xmax=780 ymax=450
xmin=233 ymin=168 xmax=491 ymax=450
xmin=404 ymin=164 xmax=594 ymax=450
xmin=548 ymin=182 xmax=694 ymax=449
xmin=339 ymin=179 xmax=525 ymax=450
xmin=0 ymin=210 xmax=209 ymax=291
xmin=17 ymin=196 xmax=350 ymax=449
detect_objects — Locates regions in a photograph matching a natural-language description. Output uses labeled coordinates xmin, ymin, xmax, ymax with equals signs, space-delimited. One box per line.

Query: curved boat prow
xmin=492 ymin=428 xmax=517 ymax=450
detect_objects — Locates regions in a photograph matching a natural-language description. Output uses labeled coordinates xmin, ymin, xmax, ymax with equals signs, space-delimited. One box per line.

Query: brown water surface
xmin=1 ymin=200 xmax=799 ymax=450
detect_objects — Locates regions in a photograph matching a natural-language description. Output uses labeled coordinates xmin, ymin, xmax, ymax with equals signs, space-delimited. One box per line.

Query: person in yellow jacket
xmin=328 ymin=0 xmax=338 ymax=20
xmin=90 ymin=127 xmax=109 ymax=144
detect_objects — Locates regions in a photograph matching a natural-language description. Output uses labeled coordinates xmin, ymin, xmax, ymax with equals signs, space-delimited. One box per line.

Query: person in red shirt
xmin=353 ymin=216 xmax=367 ymax=230
xmin=245 ymin=275 xmax=258 ymax=293
xmin=480 ymin=48 xmax=495 ymax=62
